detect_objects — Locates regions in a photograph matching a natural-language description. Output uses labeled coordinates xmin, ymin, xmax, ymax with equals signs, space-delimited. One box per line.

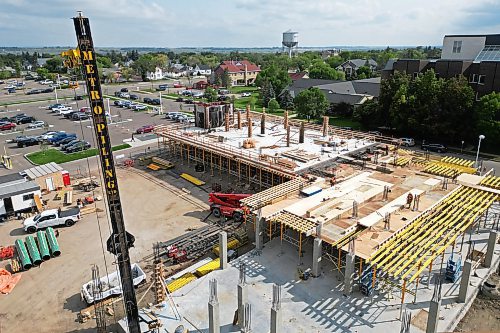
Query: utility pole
xmin=71 ymin=13 xmax=140 ymax=332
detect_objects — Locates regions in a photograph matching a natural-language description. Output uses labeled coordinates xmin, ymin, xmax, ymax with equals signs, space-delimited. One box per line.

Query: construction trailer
xmin=0 ymin=173 xmax=41 ymax=219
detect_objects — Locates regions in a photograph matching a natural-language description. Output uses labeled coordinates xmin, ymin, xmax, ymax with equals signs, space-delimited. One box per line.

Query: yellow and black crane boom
xmin=64 ymin=13 xmax=141 ymax=332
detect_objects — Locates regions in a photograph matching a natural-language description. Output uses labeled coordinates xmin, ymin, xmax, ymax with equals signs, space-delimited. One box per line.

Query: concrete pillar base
xmin=458 ymin=259 xmax=472 ymax=303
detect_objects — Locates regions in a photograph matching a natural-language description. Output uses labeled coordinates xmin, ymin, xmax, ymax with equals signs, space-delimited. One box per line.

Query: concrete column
xmin=237 ymin=108 xmax=242 ymax=129
xmin=343 ymin=253 xmax=356 ymax=295
xmin=284 ymin=110 xmax=288 ymax=129
xmin=271 ymin=307 xmax=281 ymax=333
xmin=286 ymin=126 xmax=290 ymax=147
xmin=458 ymin=259 xmax=472 ymax=303
xmin=225 ymin=111 xmax=230 ymax=132
xmin=261 ymin=112 xmax=266 ymax=135
xmin=312 ymin=238 xmax=322 ymax=277
xmin=255 ymin=214 xmax=263 ymax=250
xmin=219 ymin=231 xmax=228 ymax=270
xmin=322 ymin=116 xmax=329 ymax=137
xmin=484 ymin=230 xmax=498 ymax=268
xmin=237 ymin=284 xmax=248 ymax=327
xmin=299 ymin=122 xmax=305 ymax=143
xmin=426 ymin=298 xmax=441 ymax=333
xmin=208 ymin=302 xmax=220 ymax=333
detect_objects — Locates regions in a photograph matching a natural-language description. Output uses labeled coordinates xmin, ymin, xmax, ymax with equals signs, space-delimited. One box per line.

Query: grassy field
xmin=329 ymin=116 xmax=362 ymax=129
xmin=233 ymin=95 xmax=286 ymax=116
xmin=26 ymin=144 xmax=131 ymax=165
xmin=230 ymin=86 xmax=260 ymax=94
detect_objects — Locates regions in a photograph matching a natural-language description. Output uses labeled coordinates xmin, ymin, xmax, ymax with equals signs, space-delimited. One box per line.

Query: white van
xmin=400 ymin=138 xmax=415 ymax=147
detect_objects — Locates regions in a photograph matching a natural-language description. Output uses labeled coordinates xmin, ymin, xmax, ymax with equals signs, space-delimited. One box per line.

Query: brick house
xmin=212 ymin=60 xmax=261 ymax=86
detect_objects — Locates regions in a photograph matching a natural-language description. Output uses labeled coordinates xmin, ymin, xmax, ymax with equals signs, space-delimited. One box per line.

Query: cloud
xmin=0 ymin=0 xmax=497 ymax=47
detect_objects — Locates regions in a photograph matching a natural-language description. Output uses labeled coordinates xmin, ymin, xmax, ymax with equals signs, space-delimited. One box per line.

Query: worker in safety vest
xmin=406 ymin=193 xmax=413 ymax=208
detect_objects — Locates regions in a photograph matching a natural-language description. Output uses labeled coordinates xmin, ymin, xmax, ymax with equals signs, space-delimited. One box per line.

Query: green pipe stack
xmin=36 ymin=231 xmax=51 ymax=261
xmin=46 ymin=227 xmax=61 ymax=257
xmin=25 ymin=235 xmax=42 ymax=266
xmin=15 ymin=239 xmax=32 ymax=270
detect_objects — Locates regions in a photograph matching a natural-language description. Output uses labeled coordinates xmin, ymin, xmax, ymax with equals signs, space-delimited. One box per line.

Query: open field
xmin=26 ymin=144 xmax=131 ymax=165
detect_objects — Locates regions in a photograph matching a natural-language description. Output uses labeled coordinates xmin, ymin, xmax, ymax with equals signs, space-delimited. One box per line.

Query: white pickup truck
xmin=23 ymin=207 xmax=81 ymax=233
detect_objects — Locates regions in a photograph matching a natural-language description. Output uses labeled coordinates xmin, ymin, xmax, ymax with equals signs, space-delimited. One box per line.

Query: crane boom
xmin=72 ymin=13 xmax=141 ymax=332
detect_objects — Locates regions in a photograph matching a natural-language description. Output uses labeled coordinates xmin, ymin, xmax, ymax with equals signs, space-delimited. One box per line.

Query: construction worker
xmin=406 ymin=193 xmax=413 ymax=208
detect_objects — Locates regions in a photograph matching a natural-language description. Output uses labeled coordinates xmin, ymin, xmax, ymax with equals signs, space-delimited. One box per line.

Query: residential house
xmin=382 ymin=34 xmax=500 ymax=99
xmin=321 ymin=48 xmax=342 ymax=59
xmin=212 ymin=60 xmax=261 ymax=86
xmin=336 ymin=59 xmax=378 ymax=78
xmin=146 ymin=67 xmax=163 ymax=80
xmin=192 ymin=64 xmax=212 ymax=76
xmin=164 ymin=63 xmax=192 ymax=78
xmin=288 ymin=71 xmax=309 ymax=81
xmin=0 ymin=173 xmax=41 ymax=218
xmin=281 ymin=77 xmax=381 ymax=108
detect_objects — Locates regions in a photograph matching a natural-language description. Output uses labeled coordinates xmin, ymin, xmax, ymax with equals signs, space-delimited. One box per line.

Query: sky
xmin=0 ymin=0 xmax=499 ymax=47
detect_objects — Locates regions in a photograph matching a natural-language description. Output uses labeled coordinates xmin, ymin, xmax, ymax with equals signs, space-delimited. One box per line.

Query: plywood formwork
xmin=240 ymin=177 xmax=307 ymax=210
xmin=367 ymin=185 xmax=498 ymax=283
xmin=271 ymin=211 xmax=319 ymax=236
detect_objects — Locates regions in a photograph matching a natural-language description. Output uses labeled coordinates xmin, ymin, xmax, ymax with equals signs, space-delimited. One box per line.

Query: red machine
xmin=208 ymin=192 xmax=251 ymax=222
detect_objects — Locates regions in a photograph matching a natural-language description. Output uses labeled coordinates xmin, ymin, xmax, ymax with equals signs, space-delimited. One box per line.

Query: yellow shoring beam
xmin=401 ymin=192 xmax=495 ymax=280
xmin=369 ymin=187 xmax=470 ymax=263
xmin=407 ymin=200 xmax=494 ymax=283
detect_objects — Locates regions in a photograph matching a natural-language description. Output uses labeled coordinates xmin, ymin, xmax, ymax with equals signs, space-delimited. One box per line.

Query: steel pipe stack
xmin=46 ymin=227 xmax=61 ymax=257
xmin=15 ymin=239 xmax=32 ymax=270
xmin=36 ymin=231 xmax=51 ymax=261
xmin=25 ymin=235 xmax=42 ymax=266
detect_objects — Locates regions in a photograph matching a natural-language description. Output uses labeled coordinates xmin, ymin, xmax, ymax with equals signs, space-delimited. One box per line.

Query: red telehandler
xmin=208 ymin=192 xmax=251 ymax=222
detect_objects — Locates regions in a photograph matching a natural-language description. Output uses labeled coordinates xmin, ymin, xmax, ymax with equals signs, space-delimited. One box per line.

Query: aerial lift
xmin=63 ymin=13 xmax=141 ymax=332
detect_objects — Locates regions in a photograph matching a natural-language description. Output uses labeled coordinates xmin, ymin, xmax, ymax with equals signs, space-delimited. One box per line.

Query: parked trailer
xmin=80 ymin=263 xmax=146 ymax=305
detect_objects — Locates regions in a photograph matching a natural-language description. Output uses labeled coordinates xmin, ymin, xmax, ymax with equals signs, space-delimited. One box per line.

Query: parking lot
xmin=0 ymin=81 xmax=203 ymax=173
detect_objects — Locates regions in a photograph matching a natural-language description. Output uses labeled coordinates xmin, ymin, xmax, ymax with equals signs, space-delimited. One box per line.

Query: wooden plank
xmin=34 ymin=194 xmax=43 ymax=212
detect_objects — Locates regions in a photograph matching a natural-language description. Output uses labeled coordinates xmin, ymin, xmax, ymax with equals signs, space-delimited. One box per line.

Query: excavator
xmin=208 ymin=192 xmax=251 ymax=222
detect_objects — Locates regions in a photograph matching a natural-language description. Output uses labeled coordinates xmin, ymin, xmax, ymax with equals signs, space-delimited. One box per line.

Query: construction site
xmin=1 ymin=14 xmax=499 ymax=333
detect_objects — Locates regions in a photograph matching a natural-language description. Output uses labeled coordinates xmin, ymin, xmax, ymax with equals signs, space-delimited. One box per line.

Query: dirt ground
xmin=0 ymin=167 xmax=210 ymax=333
xmin=455 ymin=272 xmax=500 ymax=333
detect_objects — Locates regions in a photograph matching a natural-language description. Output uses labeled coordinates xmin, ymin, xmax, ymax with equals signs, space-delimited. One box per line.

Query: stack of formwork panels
xmin=240 ymin=177 xmax=307 ymax=210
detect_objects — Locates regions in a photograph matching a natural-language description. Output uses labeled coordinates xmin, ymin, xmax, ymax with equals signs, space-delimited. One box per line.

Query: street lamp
xmin=475 ymin=135 xmax=485 ymax=170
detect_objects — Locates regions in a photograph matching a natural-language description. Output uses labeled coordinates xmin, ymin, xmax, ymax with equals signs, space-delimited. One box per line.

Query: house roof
xmin=315 ymin=77 xmax=381 ymax=98
xmin=0 ymin=173 xmax=25 ymax=186
xmin=0 ymin=180 xmax=40 ymax=199
xmin=318 ymin=90 xmax=369 ymax=105
xmin=288 ymin=71 xmax=308 ymax=80
xmin=383 ymin=59 xmax=397 ymax=71
xmin=340 ymin=59 xmax=378 ymax=69
xmin=24 ymin=162 xmax=63 ymax=180
xmin=197 ymin=64 xmax=211 ymax=70
xmin=217 ymin=60 xmax=260 ymax=73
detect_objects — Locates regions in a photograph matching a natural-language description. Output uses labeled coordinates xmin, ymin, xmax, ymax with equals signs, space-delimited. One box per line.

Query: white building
xmin=191 ymin=64 xmax=212 ymax=76
xmin=146 ymin=67 xmax=164 ymax=81
xmin=0 ymin=173 xmax=41 ymax=218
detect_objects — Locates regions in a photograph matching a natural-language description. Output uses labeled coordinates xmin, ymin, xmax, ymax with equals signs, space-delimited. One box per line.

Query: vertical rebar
xmin=92 ymin=265 xmax=107 ymax=333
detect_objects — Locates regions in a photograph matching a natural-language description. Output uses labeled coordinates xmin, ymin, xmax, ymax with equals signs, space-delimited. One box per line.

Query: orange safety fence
xmin=0 ymin=268 xmax=22 ymax=294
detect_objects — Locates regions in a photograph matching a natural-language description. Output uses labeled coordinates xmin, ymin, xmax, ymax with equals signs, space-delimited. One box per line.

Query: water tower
xmin=282 ymin=30 xmax=298 ymax=58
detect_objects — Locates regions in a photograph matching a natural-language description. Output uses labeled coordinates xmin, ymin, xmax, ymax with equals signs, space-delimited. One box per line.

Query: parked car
xmin=120 ymin=88 xmax=129 ymax=92
xmin=80 ymin=107 xmax=91 ymax=114
xmin=165 ymin=112 xmax=183 ymax=120
xmin=114 ymin=100 xmax=126 ymax=107
xmin=421 ymin=142 xmax=447 ymax=153
xmin=192 ymin=91 xmax=204 ymax=98
xmin=129 ymin=94 xmax=139 ymax=100
xmin=184 ymin=99 xmax=194 ymax=104
xmin=132 ymin=104 xmax=147 ymax=111
xmin=136 ymin=125 xmax=154 ymax=134
xmin=173 ymin=83 xmax=183 ymax=88
xmin=17 ymin=136 xmax=40 ymax=148
xmin=121 ymin=101 xmax=132 ymax=108
xmin=27 ymin=120 xmax=46 ymax=129
xmin=71 ymin=112 xmax=90 ymax=121
xmin=9 ymin=113 xmax=28 ymax=122
xmin=65 ymin=141 xmax=91 ymax=153
xmin=7 ymin=88 xmax=16 ymax=94
xmin=143 ymin=97 xmax=153 ymax=104
xmin=48 ymin=103 xmax=64 ymax=110
xmin=26 ymin=89 xmax=42 ymax=95
xmin=399 ymin=138 xmax=415 ymax=147
xmin=157 ymin=84 xmax=168 ymax=91
xmin=114 ymin=91 xmax=122 ymax=97
xmin=151 ymin=98 xmax=161 ymax=105
xmin=42 ymin=88 xmax=54 ymax=93
xmin=39 ymin=131 xmax=61 ymax=141
xmin=49 ymin=132 xmax=76 ymax=144
xmin=61 ymin=139 xmax=81 ymax=150
xmin=119 ymin=92 xmax=130 ymax=99
xmin=241 ymin=92 xmax=251 ymax=97
xmin=217 ymin=96 xmax=229 ymax=101
xmin=55 ymin=136 xmax=78 ymax=146
xmin=176 ymin=97 xmax=184 ymax=102
xmin=15 ymin=116 xmax=35 ymax=124
xmin=181 ymin=90 xmax=193 ymax=96
xmin=0 ymin=122 xmax=16 ymax=131
xmin=40 ymin=79 xmax=53 ymax=85
xmin=52 ymin=106 xmax=71 ymax=114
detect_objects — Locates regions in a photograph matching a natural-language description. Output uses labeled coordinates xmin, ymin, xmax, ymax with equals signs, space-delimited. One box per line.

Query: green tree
xmin=353 ymin=99 xmax=379 ymax=128
xmin=249 ymin=96 xmax=257 ymax=110
xmin=222 ymin=69 xmax=231 ymax=88
xmin=97 ymin=56 xmax=113 ymax=68
xmin=205 ymin=86 xmax=218 ymax=102
xmin=0 ymin=71 xmax=11 ymax=79
xmin=268 ymin=99 xmax=280 ymax=113
xmin=294 ymin=87 xmax=329 ymax=120
xmin=214 ymin=74 xmax=222 ymax=87
xmin=279 ymin=90 xmax=294 ymax=110
xmin=121 ymin=67 xmax=133 ymax=81
xmin=36 ymin=67 xmax=49 ymax=79
xmin=356 ymin=65 xmax=372 ymax=79
xmin=255 ymin=64 xmax=291 ymax=97
xmin=132 ymin=54 xmax=157 ymax=81
xmin=44 ymin=56 xmax=65 ymax=73
xmin=476 ymin=92 xmax=500 ymax=150
xmin=325 ymin=56 xmax=343 ymax=69
xmin=14 ymin=61 xmax=21 ymax=78
xmin=309 ymin=60 xmax=345 ymax=80
xmin=261 ymin=80 xmax=275 ymax=107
